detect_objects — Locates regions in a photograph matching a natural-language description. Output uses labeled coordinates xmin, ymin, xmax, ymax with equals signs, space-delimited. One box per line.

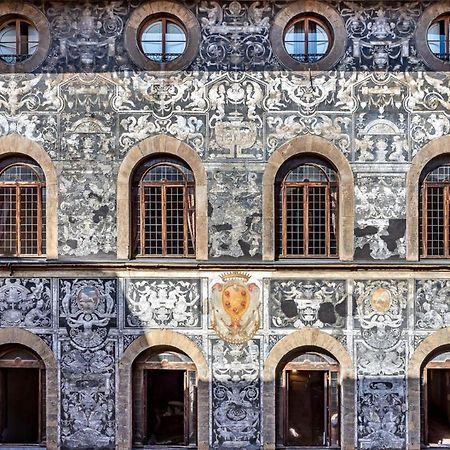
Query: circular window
xmin=139 ymin=16 xmax=187 ymax=63
xmin=125 ymin=0 xmax=200 ymax=71
xmin=427 ymin=14 xmax=450 ymax=61
xmin=284 ymin=16 xmax=331 ymax=63
xmin=271 ymin=1 xmax=346 ymax=71
xmin=416 ymin=2 xmax=450 ymax=70
xmin=0 ymin=16 xmax=39 ymax=64
xmin=0 ymin=4 xmax=50 ymax=72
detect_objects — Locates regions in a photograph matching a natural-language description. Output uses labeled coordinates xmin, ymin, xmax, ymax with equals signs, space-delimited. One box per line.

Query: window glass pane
xmin=428 ymin=19 xmax=448 ymax=59
xmin=0 ymin=165 xmax=42 ymax=183
xmin=284 ymin=17 xmax=329 ymax=62
xmin=0 ymin=23 xmax=16 ymax=57
xmin=141 ymin=20 xmax=163 ymax=56
xmin=0 ymin=187 xmax=16 ymax=255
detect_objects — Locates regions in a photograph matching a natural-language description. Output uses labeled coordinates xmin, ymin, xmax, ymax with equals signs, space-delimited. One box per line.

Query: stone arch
xmin=117 ymin=134 xmax=208 ymax=259
xmin=0 ymin=134 xmax=58 ymax=258
xmin=262 ymin=135 xmax=354 ymax=261
xmin=406 ymin=135 xmax=450 ymax=260
xmin=408 ymin=327 xmax=450 ymax=449
xmin=117 ymin=330 xmax=209 ymax=450
xmin=0 ymin=327 xmax=58 ymax=450
xmin=263 ymin=328 xmax=355 ymax=450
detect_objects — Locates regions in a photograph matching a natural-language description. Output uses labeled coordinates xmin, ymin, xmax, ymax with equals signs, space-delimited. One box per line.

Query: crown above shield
xmin=219 ymin=272 xmax=250 ymax=283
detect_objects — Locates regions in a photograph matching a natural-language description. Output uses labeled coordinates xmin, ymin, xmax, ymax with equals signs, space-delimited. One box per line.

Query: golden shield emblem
xmin=211 ymin=272 xmax=260 ymax=344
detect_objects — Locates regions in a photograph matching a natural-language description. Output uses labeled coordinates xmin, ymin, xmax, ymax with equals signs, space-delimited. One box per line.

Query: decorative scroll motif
xmin=269 ymin=280 xmax=347 ymax=329
xmin=125 ymin=279 xmax=201 ymax=328
xmin=197 ymin=1 xmax=274 ymax=70
xmin=357 ymin=377 xmax=406 ymax=449
xmin=0 ymin=278 xmax=51 ymax=328
xmin=60 ymin=279 xmax=116 ymax=349
xmin=45 ymin=2 xmax=128 ymax=71
xmin=416 ymin=280 xmax=450 ymax=329
xmin=60 ymin=341 xmax=115 ymax=449
xmin=210 ymin=273 xmax=260 ymax=344
xmin=211 ymin=339 xmax=261 ymax=448
xmin=357 ymin=340 xmax=406 ymax=376
xmin=354 ymin=280 xmax=408 ymax=349
xmin=59 ymin=167 xmax=117 ymax=256
xmin=340 ymin=4 xmax=423 ymax=71
xmin=209 ymin=171 xmax=262 ymax=258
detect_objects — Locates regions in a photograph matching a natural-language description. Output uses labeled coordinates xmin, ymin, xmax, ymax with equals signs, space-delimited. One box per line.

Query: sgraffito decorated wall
xmin=2 ymin=0 xmax=450 ymax=449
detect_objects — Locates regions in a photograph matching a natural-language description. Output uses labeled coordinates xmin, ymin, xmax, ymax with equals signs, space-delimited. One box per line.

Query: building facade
xmin=0 ymin=0 xmax=450 ymax=449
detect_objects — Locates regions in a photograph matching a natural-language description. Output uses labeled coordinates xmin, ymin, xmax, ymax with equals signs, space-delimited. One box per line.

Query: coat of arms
xmin=210 ymin=272 xmax=260 ymax=344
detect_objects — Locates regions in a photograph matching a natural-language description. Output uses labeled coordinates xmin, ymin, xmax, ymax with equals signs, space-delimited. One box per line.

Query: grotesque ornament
xmin=210 ymin=272 xmax=260 ymax=344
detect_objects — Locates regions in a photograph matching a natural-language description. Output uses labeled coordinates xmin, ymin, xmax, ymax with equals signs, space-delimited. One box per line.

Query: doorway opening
xmin=0 ymin=344 xmax=45 ymax=445
xmin=277 ymin=351 xmax=340 ymax=448
xmin=423 ymin=351 xmax=450 ymax=447
xmin=132 ymin=349 xmax=197 ymax=447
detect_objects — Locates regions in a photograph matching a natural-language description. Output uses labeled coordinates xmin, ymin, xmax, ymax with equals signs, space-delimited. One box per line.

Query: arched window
xmin=277 ymin=351 xmax=340 ymax=447
xmin=276 ymin=157 xmax=338 ymax=258
xmin=420 ymin=163 xmax=450 ymax=258
xmin=421 ymin=349 xmax=450 ymax=446
xmin=0 ymin=344 xmax=46 ymax=444
xmin=0 ymin=158 xmax=46 ymax=256
xmin=132 ymin=157 xmax=195 ymax=257
xmin=132 ymin=349 xmax=197 ymax=446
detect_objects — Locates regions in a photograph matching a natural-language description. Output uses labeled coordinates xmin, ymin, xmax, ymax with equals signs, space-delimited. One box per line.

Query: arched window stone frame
xmin=117 ymin=330 xmax=209 ymax=450
xmin=408 ymin=327 xmax=450 ymax=450
xmin=406 ymin=135 xmax=450 ymax=261
xmin=262 ymin=135 xmax=354 ymax=261
xmin=117 ymin=135 xmax=207 ymax=260
xmin=0 ymin=327 xmax=58 ymax=450
xmin=263 ymin=328 xmax=355 ymax=450
xmin=0 ymin=134 xmax=58 ymax=258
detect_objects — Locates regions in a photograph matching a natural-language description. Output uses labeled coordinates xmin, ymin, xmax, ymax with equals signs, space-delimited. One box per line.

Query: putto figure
xmin=210 ymin=272 xmax=260 ymax=344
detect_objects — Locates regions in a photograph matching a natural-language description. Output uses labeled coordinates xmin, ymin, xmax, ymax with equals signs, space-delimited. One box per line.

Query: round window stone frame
xmin=0 ymin=3 xmax=50 ymax=73
xmin=125 ymin=1 xmax=200 ymax=71
xmin=270 ymin=0 xmax=346 ymax=71
xmin=416 ymin=1 xmax=450 ymax=71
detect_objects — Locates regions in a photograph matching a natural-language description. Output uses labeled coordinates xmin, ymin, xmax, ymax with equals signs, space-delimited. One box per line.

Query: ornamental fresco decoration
xmin=269 ymin=279 xmax=347 ymax=329
xmin=0 ymin=278 xmax=52 ymax=328
xmin=125 ymin=279 xmax=201 ymax=328
xmin=357 ymin=377 xmax=406 ymax=450
xmin=354 ymin=280 xmax=408 ymax=349
xmin=210 ymin=272 xmax=261 ymax=344
xmin=211 ymin=339 xmax=261 ymax=448
xmin=60 ymin=279 xmax=116 ymax=349
xmin=60 ymin=340 xmax=115 ymax=449
xmin=416 ymin=280 xmax=450 ymax=329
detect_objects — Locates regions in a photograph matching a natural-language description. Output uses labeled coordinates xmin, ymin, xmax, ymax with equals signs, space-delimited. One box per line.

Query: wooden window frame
xmin=138 ymin=15 xmax=187 ymax=63
xmin=279 ymin=163 xmax=338 ymax=258
xmin=278 ymin=360 xmax=340 ymax=449
xmin=0 ymin=16 xmax=38 ymax=63
xmin=0 ymin=346 xmax=46 ymax=446
xmin=420 ymin=173 xmax=450 ymax=258
xmin=136 ymin=161 xmax=195 ymax=258
xmin=428 ymin=15 xmax=450 ymax=62
xmin=283 ymin=15 xmax=332 ymax=63
xmin=0 ymin=162 xmax=46 ymax=257
xmin=132 ymin=356 xmax=197 ymax=448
